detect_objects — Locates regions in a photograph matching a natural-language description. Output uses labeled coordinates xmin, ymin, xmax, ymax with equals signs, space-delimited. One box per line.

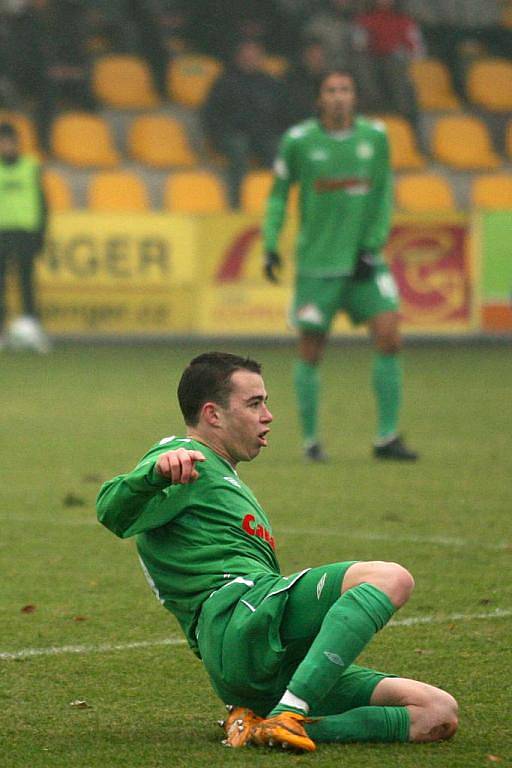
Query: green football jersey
xmin=263 ymin=117 xmax=393 ymax=277
xmin=96 ymin=437 xmax=280 ymax=655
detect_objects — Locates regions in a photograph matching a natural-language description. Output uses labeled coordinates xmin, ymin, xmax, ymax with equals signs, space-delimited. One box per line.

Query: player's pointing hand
xmin=156 ymin=449 xmax=206 ymax=485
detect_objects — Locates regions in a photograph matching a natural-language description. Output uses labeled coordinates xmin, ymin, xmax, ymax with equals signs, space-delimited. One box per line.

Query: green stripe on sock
xmin=293 ymin=360 xmax=319 ymax=444
xmin=285 ymin=584 xmax=396 ymax=710
xmin=372 ymin=353 xmax=402 ymax=440
xmin=305 ymin=705 xmax=410 ymax=743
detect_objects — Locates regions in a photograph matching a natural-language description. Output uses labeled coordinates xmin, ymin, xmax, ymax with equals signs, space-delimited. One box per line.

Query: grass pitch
xmin=1 ymin=342 xmax=511 ymax=768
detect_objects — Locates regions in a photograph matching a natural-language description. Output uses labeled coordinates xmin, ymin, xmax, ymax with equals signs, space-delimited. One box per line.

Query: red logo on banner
xmin=388 ymin=225 xmax=471 ymax=326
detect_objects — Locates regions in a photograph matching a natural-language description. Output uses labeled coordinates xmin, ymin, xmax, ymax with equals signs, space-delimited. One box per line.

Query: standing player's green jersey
xmin=96 ymin=437 xmax=279 ymax=655
xmin=263 ymin=117 xmax=393 ymax=277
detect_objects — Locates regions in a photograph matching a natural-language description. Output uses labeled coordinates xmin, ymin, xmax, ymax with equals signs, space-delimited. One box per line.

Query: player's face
xmin=218 ymin=370 xmax=273 ymax=463
xmin=318 ymin=74 xmax=356 ymax=123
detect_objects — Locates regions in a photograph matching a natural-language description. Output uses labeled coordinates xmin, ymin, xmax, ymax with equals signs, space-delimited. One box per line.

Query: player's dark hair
xmin=317 ymin=68 xmax=356 ymax=97
xmin=0 ymin=122 xmax=17 ymax=139
xmin=178 ymin=352 xmax=262 ymax=426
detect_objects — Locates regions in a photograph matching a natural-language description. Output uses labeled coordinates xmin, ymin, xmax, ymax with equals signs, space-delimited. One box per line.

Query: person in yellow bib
xmin=0 ymin=121 xmax=50 ymax=353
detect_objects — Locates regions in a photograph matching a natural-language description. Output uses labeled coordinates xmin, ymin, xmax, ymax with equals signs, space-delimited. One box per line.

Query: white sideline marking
xmin=276 ymin=528 xmax=510 ymax=552
xmin=0 ymin=637 xmax=186 ymax=661
xmin=1 ymin=609 xmax=510 ymax=662
xmin=1 ymin=515 xmax=509 ymax=552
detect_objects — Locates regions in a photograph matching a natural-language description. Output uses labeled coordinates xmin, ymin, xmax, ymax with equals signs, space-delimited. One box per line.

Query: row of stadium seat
xmin=43 ymin=169 xmax=512 ymax=213
xmin=90 ymin=53 xmax=512 ymax=113
xmin=3 ymin=110 xmax=512 ymax=172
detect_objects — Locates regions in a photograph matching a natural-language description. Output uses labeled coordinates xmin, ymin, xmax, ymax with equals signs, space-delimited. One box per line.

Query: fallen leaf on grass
xmin=62 ymin=493 xmax=86 ymax=507
xmin=487 ymin=756 xmax=502 ymax=763
xmin=414 ymin=648 xmax=433 ymax=655
xmin=82 ymin=474 xmax=103 ymax=484
xmin=73 ymin=616 xmax=88 ymax=622
xmin=21 ymin=605 xmax=36 ymax=613
xmin=69 ymin=700 xmax=91 ymax=709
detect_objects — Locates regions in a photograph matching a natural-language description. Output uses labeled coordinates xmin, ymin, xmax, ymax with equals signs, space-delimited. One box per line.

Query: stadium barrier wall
xmin=6 ymin=211 xmax=486 ymax=337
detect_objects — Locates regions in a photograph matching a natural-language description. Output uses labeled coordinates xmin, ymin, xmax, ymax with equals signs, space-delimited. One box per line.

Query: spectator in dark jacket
xmin=202 ymin=39 xmax=286 ymax=209
xmin=283 ymin=40 xmax=327 ymax=126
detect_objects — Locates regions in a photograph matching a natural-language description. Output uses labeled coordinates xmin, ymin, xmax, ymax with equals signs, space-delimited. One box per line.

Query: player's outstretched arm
xmin=97 ymin=449 xmax=206 ymax=539
xmin=155 ymin=449 xmax=206 ymax=485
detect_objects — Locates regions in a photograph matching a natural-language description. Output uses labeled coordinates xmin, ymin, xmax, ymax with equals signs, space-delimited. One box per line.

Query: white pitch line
xmin=275 ymin=528 xmax=510 ymax=552
xmin=0 ymin=637 xmax=186 ymax=661
xmin=1 ymin=515 xmax=509 ymax=552
xmin=1 ymin=609 xmax=510 ymax=662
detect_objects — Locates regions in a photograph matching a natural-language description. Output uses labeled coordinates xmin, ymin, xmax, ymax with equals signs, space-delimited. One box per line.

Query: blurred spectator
xmin=0 ymin=1 xmax=42 ymax=109
xmin=302 ymin=0 xmax=362 ymax=69
xmin=0 ymin=121 xmax=50 ymax=352
xmin=300 ymin=0 xmax=379 ymax=113
xmin=201 ymin=39 xmax=286 ymax=209
xmin=187 ymin=0 xmax=282 ymax=60
xmin=355 ymin=0 xmax=423 ymax=125
xmin=35 ymin=0 xmax=96 ymax=151
xmin=283 ymin=40 xmax=327 ymax=125
xmin=405 ymin=0 xmax=512 ymax=98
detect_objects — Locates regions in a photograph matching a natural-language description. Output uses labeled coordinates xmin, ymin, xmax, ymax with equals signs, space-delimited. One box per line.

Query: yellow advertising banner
xmin=195 ymin=212 xmax=475 ymax=336
xmin=36 ymin=212 xmax=198 ymax=334
xmin=8 ymin=211 xmax=475 ymax=337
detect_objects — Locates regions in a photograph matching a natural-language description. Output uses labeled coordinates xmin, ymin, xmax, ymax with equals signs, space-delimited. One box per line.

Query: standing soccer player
xmin=263 ymin=70 xmax=417 ymax=461
xmin=97 ymin=352 xmax=458 ymax=752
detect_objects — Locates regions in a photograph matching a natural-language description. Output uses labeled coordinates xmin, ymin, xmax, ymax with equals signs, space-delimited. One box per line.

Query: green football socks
xmin=273 ymin=584 xmax=396 ymax=713
xmin=294 ymin=360 xmax=319 ymax=445
xmin=372 ymin=353 xmax=403 ymax=441
xmin=305 ymin=705 xmax=410 ymax=743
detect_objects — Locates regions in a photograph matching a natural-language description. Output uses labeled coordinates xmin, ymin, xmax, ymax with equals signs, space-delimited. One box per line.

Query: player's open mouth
xmin=258 ymin=430 xmax=270 ymax=447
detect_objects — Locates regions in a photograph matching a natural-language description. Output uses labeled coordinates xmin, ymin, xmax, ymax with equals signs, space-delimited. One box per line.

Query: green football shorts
xmin=292 ymin=264 xmax=400 ymax=334
xmin=196 ymin=563 xmax=395 ymax=717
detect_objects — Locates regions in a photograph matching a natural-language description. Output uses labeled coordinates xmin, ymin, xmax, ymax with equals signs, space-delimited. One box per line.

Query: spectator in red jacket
xmin=355 ymin=0 xmax=423 ymax=127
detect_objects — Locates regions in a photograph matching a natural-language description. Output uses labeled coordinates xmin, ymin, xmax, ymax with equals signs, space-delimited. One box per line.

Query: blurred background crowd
xmin=0 ymin=0 xmax=511 ymax=212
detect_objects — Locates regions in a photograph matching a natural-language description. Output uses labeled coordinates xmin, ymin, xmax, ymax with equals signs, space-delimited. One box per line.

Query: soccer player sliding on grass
xmin=263 ymin=70 xmax=417 ymax=462
xmin=97 ymin=352 xmax=457 ymax=752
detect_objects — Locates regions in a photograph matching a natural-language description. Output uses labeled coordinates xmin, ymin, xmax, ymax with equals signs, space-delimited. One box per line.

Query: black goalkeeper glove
xmin=352 ymin=250 xmax=377 ymax=281
xmin=263 ymin=251 xmax=282 ymax=283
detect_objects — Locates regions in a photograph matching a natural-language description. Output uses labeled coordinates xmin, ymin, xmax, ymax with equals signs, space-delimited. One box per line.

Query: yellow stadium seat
xmin=432 ymin=116 xmax=501 ymax=170
xmin=43 ymin=170 xmax=73 ymax=210
xmin=260 ymin=55 xmax=289 ymax=79
xmin=377 ymin=116 xmax=426 ymax=170
xmin=467 ymin=59 xmax=512 ymax=112
xmin=472 ymin=175 xmax=512 ymax=209
xmin=128 ymin=115 xmax=197 ymax=168
xmin=395 ymin=174 xmax=456 ymax=212
xmin=409 ymin=59 xmax=460 ymax=111
xmin=164 ymin=171 xmax=227 ymax=213
xmin=51 ymin=113 xmax=120 ymax=168
xmin=0 ymin=111 xmax=40 ymax=155
xmin=168 ymin=54 xmax=223 ymax=108
xmin=240 ymin=171 xmax=274 ymax=215
xmin=93 ymin=55 xmax=160 ymax=109
xmin=88 ymin=171 xmax=149 ymax=211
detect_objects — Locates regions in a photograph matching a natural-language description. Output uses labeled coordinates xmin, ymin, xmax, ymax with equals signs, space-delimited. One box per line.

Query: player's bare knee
xmin=383 ymin=562 xmax=414 ymax=607
xmin=410 ymin=689 xmax=459 ymax=743
xmin=343 ymin=561 xmax=414 ymax=607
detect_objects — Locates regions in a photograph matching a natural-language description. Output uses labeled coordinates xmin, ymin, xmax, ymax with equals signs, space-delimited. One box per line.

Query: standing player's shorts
xmin=292 ymin=264 xmax=400 ymax=334
xmin=196 ymin=563 xmax=395 ymax=717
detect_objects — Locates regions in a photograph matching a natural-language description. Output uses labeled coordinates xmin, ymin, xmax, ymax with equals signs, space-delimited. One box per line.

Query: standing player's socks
xmin=305 ymin=705 xmax=410 ymax=744
xmin=269 ymin=583 xmax=396 ymax=715
xmin=293 ymin=360 xmax=320 ymax=446
xmin=372 ymin=353 xmax=402 ymax=441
